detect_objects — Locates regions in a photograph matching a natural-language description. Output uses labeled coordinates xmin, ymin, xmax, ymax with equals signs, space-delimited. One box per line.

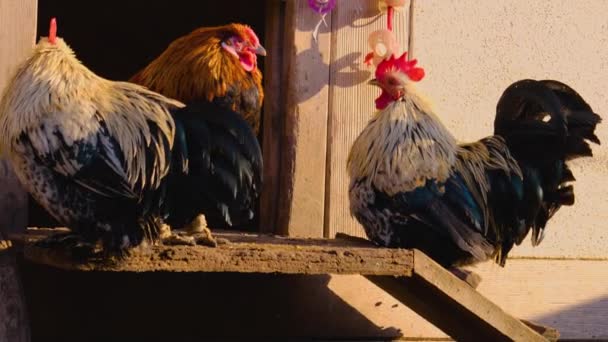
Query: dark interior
xmin=36 ymin=0 xmax=266 ymax=80
xmin=30 ymin=0 xmax=268 ymax=229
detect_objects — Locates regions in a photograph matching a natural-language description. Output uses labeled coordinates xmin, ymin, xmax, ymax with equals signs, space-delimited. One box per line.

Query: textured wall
xmin=412 ymin=0 xmax=608 ymax=258
xmin=0 ymin=0 xmax=37 ymax=237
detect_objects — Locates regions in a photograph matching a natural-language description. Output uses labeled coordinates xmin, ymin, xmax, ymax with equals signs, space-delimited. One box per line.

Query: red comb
xmin=49 ymin=18 xmax=57 ymax=44
xmin=375 ymin=52 xmax=425 ymax=82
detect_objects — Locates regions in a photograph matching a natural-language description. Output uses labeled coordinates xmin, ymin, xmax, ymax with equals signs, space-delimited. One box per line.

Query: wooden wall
xmin=312 ymin=0 xmax=608 ymax=339
xmin=325 ymin=0 xmax=411 ymax=238
xmin=0 ymin=1 xmax=38 ymax=340
xmin=0 ymin=0 xmax=37 ymax=237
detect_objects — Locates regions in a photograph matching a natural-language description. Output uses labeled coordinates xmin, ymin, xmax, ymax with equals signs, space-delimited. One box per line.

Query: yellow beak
xmin=367 ymin=78 xmax=380 ymax=86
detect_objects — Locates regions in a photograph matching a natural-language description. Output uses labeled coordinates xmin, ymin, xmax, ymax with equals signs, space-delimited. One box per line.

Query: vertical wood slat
xmin=259 ymin=0 xmax=286 ymax=233
xmin=0 ymin=1 xmax=38 ymax=340
xmin=325 ymin=0 xmax=410 ymax=238
xmin=274 ymin=0 xmax=333 ymax=237
xmin=0 ymin=0 xmax=38 ymax=237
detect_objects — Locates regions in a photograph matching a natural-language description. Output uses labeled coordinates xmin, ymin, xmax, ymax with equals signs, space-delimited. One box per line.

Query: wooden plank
xmin=325 ymin=0 xmax=410 ymax=238
xmin=275 ymin=0 xmax=333 ymax=237
xmin=259 ymin=0 xmax=287 ymax=234
xmin=0 ymin=0 xmax=37 ymax=237
xmin=0 ymin=2 xmax=37 ymax=340
xmin=18 ymin=228 xmax=414 ymax=275
xmin=366 ymin=250 xmax=548 ymax=341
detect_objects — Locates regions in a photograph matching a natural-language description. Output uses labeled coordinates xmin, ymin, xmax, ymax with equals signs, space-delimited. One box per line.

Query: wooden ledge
xmin=14 ymin=228 xmax=413 ymax=275
xmin=12 ymin=228 xmax=554 ymax=341
xmin=366 ymin=250 xmax=555 ymax=342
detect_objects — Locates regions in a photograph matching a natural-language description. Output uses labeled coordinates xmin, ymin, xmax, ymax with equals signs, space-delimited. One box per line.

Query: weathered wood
xmin=325 ymin=0 xmax=410 ymax=239
xmin=259 ymin=0 xmax=287 ymax=234
xmin=275 ymin=0 xmax=332 ymax=237
xmin=18 ymin=228 xmax=413 ymax=275
xmin=0 ymin=0 xmax=37 ymax=237
xmin=0 ymin=2 xmax=38 ymax=341
xmin=366 ymin=250 xmax=550 ymax=342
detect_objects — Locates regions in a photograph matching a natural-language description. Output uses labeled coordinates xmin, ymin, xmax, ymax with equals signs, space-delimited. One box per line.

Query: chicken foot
xmin=160 ymin=214 xmax=230 ymax=247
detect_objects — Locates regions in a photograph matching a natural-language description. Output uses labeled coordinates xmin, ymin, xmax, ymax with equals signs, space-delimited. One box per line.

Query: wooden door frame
xmin=260 ymin=0 xmax=332 ymax=237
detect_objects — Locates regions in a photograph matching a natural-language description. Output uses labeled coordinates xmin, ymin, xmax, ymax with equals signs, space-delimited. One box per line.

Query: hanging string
xmin=387 ymin=5 xmax=394 ymax=31
xmin=308 ymin=0 xmax=336 ymax=42
xmin=365 ymin=0 xmax=405 ymax=67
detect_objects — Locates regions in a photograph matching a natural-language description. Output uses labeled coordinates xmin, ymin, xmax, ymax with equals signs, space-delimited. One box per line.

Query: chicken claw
xmin=161 ymin=215 xmax=229 ymax=247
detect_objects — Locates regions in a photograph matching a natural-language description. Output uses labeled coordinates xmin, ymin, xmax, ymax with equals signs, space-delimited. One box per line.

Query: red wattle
xmin=375 ymin=90 xmax=394 ymax=110
xmin=239 ymin=51 xmax=256 ymax=72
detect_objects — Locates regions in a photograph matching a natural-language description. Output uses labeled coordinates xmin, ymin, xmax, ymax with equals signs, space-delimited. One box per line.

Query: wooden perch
xmin=14 ymin=228 xmax=555 ymax=341
xmin=17 ymin=228 xmax=413 ymax=275
xmin=366 ymin=250 xmax=555 ymax=342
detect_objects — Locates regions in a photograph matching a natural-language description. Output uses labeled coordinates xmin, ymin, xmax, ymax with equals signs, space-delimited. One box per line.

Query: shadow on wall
xmin=531 ymin=295 xmax=608 ymax=340
xmin=291 ymin=3 xmax=390 ymax=104
xmin=293 ymin=38 xmax=372 ymax=104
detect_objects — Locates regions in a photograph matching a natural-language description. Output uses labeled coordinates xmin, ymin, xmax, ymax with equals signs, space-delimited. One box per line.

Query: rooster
xmin=130 ymin=23 xmax=266 ymax=136
xmin=348 ymin=52 xmax=601 ymax=269
xmin=0 ymin=19 xmax=262 ymax=256
xmin=130 ymin=23 xmax=266 ymax=233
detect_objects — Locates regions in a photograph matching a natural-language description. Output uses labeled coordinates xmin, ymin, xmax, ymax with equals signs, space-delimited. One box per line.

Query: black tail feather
xmin=494 ymin=79 xmax=601 ymax=246
xmin=165 ymin=101 xmax=263 ymax=230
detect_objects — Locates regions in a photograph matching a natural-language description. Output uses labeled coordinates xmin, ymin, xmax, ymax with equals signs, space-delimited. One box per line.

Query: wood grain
xmin=276 ymin=0 xmax=333 ymax=237
xmin=367 ymin=250 xmax=548 ymax=342
xmin=259 ymin=0 xmax=286 ymax=233
xmin=0 ymin=2 xmax=37 ymax=339
xmin=19 ymin=228 xmax=414 ymax=275
xmin=325 ymin=0 xmax=410 ymax=238
xmin=0 ymin=0 xmax=37 ymax=237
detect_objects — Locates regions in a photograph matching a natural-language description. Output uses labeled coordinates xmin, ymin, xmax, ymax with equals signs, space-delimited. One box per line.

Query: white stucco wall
xmin=412 ymin=0 xmax=608 ymax=258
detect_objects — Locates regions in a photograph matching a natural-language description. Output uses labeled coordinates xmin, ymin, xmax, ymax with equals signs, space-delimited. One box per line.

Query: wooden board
xmin=0 ymin=2 xmax=37 ymax=340
xmin=18 ymin=229 xmax=413 ymax=275
xmin=274 ymin=0 xmax=333 ymax=237
xmin=259 ymin=0 xmax=287 ymax=233
xmin=325 ymin=0 xmax=411 ymax=238
xmin=332 ymin=259 xmax=608 ymax=340
xmin=366 ymin=250 xmax=548 ymax=342
xmin=0 ymin=0 xmax=37 ymax=238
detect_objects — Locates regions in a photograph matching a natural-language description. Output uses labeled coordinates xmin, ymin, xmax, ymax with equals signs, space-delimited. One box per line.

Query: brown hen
xmin=130 ymin=23 xmax=265 ymax=135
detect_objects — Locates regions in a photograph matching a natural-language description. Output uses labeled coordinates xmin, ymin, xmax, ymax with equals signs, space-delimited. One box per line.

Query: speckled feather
xmin=348 ymin=78 xmax=600 ymax=267
xmin=0 ymin=36 xmax=179 ymax=252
